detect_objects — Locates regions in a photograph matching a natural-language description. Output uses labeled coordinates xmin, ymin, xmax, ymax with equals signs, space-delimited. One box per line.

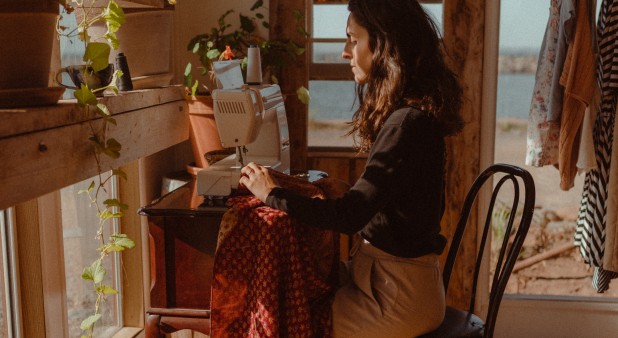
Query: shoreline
xmin=309 ymin=116 xmax=584 ymax=213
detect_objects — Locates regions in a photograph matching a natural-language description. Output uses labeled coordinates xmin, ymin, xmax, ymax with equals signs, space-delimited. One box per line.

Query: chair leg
xmin=145 ymin=313 xmax=163 ymax=338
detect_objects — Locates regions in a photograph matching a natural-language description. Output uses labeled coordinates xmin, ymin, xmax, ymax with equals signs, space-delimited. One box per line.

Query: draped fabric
xmin=558 ymin=0 xmax=598 ymax=190
xmin=210 ymin=173 xmax=346 ymax=337
xmin=574 ymin=0 xmax=618 ymax=293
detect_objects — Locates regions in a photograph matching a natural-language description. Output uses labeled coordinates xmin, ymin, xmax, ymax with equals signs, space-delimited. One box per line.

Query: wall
xmin=171 ymin=0 xmax=270 ymax=86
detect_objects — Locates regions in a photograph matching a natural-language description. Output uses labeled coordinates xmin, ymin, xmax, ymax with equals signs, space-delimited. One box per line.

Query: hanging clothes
xmin=604 ymin=108 xmax=618 ymax=273
xmin=558 ymin=0 xmax=599 ymax=190
xmin=575 ymin=0 xmax=618 ymax=293
xmin=526 ymin=0 xmax=576 ymax=167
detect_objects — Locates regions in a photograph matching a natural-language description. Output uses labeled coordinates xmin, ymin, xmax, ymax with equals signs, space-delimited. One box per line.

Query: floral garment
xmin=527 ymin=0 xmax=576 ymax=166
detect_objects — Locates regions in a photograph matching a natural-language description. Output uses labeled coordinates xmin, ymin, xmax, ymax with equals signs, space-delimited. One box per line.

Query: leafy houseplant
xmin=57 ymin=1 xmax=134 ymax=337
xmin=184 ymin=0 xmax=310 ymax=104
xmin=183 ymin=0 xmax=310 ymax=169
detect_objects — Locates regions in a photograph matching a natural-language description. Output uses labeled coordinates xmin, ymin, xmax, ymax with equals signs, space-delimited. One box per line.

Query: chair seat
xmin=418 ymin=306 xmax=485 ymax=338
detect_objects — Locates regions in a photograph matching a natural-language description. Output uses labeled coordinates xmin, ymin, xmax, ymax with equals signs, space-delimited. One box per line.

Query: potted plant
xmin=57 ymin=1 xmax=136 ymax=337
xmin=184 ymin=0 xmax=310 ymax=169
xmin=0 ymin=0 xmax=68 ymax=107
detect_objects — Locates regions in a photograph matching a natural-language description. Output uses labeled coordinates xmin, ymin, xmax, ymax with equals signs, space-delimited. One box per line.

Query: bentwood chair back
xmin=420 ymin=163 xmax=535 ymax=338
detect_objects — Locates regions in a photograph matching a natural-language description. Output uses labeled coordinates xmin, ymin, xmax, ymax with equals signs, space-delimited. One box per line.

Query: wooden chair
xmin=420 ymin=163 xmax=536 ymax=338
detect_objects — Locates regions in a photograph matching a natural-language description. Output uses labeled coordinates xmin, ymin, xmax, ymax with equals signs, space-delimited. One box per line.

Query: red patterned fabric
xmin=211 ymin=174 xmax=343 ymax=338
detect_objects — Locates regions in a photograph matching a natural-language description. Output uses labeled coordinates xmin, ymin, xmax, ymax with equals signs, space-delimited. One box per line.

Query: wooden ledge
xmin=0 ymin=86 xmax=189 ymax=210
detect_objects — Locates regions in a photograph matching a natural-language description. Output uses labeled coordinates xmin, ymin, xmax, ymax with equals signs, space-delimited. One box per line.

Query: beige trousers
xmin=332 ymin=239 xmax=445 ymax=338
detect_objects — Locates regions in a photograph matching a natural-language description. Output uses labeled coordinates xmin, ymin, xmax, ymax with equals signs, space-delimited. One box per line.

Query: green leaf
xmin=107 ymin=138 xmax=121 ymax=152
xmin=78 ymin=181 xmax=95 ymax=195
xmin=293 ymin=9 xmax=304 ymax=21
xmin=97 ymin=285 xmax=118 ymax=295
xmin=112 ymin=234 xmax=136 ymax=249
xmin=184 ymin=63 xmax=194 ymax=88
xmin=112 ymin=168 xmax=128 ymax=180
xmin=98 ymin=210 xmax=114 ymax=221
xmin=83 ymin=42 xmax=111 ymax=72
xmin=240 ymin=14 xmax=254 ymax=33
xmin=104 ymin=0 xmax=126 ymax=31
xmin=104 ymin=32 xmax=120 ymax=50
xmin=256 ymin=13 xmax=264 ymax=19
xmin=89 ymin=135 xmax=106 ymax=154
xmin=82 ymin=260 xmax=105 ymax=283
xmin=103 ymin=198 xmax=128 ymax=210
xmin=206 ymin=49 xmax=220 ymax=60
xmin=105 ymin=70 xmax=122 ymax=94
xmin=95 ymin=104 xmax=116 ymax=125
xmin=80 ymin=314 xmax=102 ymax=331
xmin=74 ymin=84 xmax=98 ymax=106
xmin=297 ymin=86 xmax=311 ymax=105
xmin=262 ymin=21 xmax=270 ymax=29
xmin=191 ymin=81 xmax=199 ymax=96
xmin=250 ymin=0 xmax=264 ymax=11
xmin=101 ymin=138 xmax=121 ymax=159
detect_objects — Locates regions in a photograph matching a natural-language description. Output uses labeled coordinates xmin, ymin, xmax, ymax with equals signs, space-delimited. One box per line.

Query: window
xmin=307 ymin=1 xmax=444 ymax=148
xmin=496 ymin=0 xmax=618 ymax=299
xmin=61 ymin=174 xmax=122 ymax=338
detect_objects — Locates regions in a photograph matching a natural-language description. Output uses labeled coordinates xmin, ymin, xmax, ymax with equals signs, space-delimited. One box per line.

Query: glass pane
xmin=497 ymin=0 xmax=618 ymax=298
xmin=308 ymin=80 xmax=358 ymax=147
xmin=61 ymin=174 xmax=120 ymax=337
xmin=312 ymin=4 xmax=348 ymax=39
xmin=313 ymin=42 xmax=347 ymax=64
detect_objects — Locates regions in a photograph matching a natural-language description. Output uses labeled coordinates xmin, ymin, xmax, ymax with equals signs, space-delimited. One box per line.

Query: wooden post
xmin=269 ymin=0 xmax=309 ymax=173
xmin=442 ymin=0 xmax=486 ymax=309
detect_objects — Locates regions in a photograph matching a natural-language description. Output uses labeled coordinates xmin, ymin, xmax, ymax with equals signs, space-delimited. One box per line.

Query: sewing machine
xmin=195 ymin=84 xmax=290 ymax=200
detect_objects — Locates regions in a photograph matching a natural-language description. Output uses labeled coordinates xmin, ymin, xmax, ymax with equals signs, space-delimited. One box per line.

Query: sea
xmin=308 ymin=72 xmax=536 ymax=122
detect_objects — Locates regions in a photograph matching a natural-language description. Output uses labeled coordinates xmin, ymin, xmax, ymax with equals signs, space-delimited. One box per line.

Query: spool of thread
xmin=115 ymin=52 xmax=133 ymax=91
xmin=246 ymin=45 xmax=262 ymax=85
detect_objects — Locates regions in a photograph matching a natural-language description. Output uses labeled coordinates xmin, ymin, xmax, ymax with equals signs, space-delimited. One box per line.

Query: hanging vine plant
xmin=57 ymin=1 xmax=134 ymax=336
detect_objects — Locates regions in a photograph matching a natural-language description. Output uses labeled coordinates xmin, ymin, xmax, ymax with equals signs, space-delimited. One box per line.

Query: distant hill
xmin=499 ymin=48 xmax=538 ymax=73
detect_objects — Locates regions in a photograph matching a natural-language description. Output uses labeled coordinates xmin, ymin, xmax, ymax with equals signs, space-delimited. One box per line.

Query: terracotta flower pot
xmin=0 ymin=11 xmax=57 ymax=90
xmin=89 ymin=9 xmax=173 ymax=84
xmin=188 ymin=95 xmax=226 ymax=168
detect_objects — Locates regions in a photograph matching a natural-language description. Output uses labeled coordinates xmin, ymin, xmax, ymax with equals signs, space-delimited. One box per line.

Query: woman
xmin=240 ymin=0 xmax=464 ymax=336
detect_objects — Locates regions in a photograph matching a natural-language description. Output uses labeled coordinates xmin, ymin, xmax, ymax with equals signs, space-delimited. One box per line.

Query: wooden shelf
xmin=0 ymin=86 xmax=189 ymax=210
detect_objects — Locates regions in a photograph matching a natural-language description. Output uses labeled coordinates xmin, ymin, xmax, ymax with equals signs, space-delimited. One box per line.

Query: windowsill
xmin=112 ymin=327 xmax=143 ymax=338
xmin=0 ymin=86 xmax=189 ymax=209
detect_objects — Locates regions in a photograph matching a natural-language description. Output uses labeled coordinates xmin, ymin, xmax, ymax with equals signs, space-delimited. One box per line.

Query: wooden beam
xmin=14 ymin=199 xmax=46 ymax=338
xmin=269 ymin=0 xmax=309 ymax=172
xmin=442 ymin=0 xmax=486 ymax=309
xmin=119 ymin=160 xmax=145 ymax=329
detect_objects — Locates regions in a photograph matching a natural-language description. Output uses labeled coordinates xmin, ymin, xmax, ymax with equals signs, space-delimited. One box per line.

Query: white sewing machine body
xmin=196 ymin=84 xmax=290 ymax=197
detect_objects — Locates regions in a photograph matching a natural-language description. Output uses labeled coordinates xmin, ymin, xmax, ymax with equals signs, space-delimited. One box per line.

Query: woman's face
xmin=342 ymin=14 xmax=373 ymax=84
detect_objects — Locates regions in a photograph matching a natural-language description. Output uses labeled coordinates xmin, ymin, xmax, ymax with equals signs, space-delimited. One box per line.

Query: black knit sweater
xmin=266 ymin=107 xmax=447 ymax=258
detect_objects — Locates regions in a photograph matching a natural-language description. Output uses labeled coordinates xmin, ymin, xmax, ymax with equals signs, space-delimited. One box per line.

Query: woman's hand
xmin=239 ymin=162 xmax=280 ymax=202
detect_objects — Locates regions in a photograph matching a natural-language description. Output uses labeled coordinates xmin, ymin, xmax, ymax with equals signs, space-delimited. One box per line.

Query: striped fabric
xmin=574 ymin=0 xmax=618 ymax=292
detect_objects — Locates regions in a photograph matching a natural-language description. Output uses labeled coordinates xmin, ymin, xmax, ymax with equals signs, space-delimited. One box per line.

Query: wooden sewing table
xmin=138 ymin=170 xmax=328 ymax=337
xmin=139 ymin=178 xmax=222 ymax=337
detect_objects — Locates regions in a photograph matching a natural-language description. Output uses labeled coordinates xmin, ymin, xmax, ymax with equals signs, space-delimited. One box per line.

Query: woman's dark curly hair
xmin=347 ymin=0 xmax=464 ymax=151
